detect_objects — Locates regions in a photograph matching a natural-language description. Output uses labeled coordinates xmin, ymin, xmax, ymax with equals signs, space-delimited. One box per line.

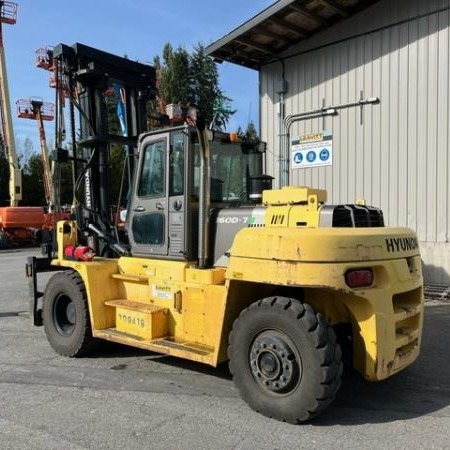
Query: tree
xmin=152 ymin=42 xmax=235 ymax=130
xmin=21 ymin=153 xmax=46 ymax=206
xmin=189 ymin=44 xmax=235 ymax=128
xmin=54 ymin=160 xmax=74 ymax=207
xmin=16 ymin=137 xmax=34 ymax=167
xmin=238 ymin=121 xmax=259 ymax=141
xmin=154 ymin=44 xmax=191 ymax=107
xmin=109 ymin=144 xmax=128 ymax=209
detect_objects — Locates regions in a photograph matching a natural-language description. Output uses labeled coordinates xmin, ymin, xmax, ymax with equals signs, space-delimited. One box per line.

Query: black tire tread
xmin=65 ymin=270 xmax=94 ymax=357
xmin=43 ymin=270 xmax=94 ymax=357
xmin=228 ymin=296 xmax=343 ymax=423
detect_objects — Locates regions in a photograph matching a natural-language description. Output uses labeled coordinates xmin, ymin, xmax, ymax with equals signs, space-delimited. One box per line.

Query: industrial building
xmin=207 ymin=0 xmax=450 ymax=285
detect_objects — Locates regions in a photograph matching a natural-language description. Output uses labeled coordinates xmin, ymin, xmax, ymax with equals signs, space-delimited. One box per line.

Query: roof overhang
xmin=206 ymin=0 xmax=380 ymax=70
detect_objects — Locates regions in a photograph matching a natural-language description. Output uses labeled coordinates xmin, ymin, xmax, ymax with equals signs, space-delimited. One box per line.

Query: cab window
xmin=138 ymin=140 xmax=166 ymax=197
xmin=169 ymin=132 xmax=184 ymax=196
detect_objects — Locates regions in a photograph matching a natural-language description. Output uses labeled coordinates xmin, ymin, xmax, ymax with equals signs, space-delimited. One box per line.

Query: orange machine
xmin=0 ymin=206 xmax=46 ymax=246
xmin=0 ymin=4 xmax=69 ymax=249
xmin=16 ymin=98 xmax=55 ymax=209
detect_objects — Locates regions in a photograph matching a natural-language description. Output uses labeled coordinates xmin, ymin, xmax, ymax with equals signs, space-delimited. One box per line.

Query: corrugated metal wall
xmin=260 ymin=0 xmax=450 ymax=284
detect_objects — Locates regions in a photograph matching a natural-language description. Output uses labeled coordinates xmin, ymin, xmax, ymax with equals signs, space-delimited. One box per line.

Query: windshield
xmin=192 ymin=137 xmax=263 ymax=203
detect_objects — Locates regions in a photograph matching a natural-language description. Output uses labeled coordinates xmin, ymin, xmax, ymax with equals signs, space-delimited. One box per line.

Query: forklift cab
xmin=127 ymin=126 xmax=267 ymax=260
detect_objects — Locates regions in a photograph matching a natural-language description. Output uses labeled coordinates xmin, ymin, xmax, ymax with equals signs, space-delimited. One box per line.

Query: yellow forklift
xmin=27 ymin=43 xmax=423 ymax=423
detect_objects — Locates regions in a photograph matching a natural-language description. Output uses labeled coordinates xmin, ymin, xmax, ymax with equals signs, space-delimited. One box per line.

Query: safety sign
xmin=291 ymin=131 xmax=333 ymax=169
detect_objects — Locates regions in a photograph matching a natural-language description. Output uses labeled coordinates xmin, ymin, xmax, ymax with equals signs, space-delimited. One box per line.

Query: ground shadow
xmin=314 ymin=302 xmax=450 ymax=425
xmin=84 ymin=338 xmax=233 ymax=380
xmin=60 ymin=303 xmax=450 ymax=425
xmin=0 ymin=311 xmax=24 ymax=318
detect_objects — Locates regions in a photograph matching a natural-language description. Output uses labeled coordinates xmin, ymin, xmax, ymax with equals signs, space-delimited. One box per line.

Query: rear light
xmin=345 ymin=268 xmax=373 ymax=288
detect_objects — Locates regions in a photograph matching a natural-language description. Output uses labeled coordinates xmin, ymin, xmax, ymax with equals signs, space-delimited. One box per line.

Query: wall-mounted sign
xmin=291 ymin=131 xmax=333 ymax=169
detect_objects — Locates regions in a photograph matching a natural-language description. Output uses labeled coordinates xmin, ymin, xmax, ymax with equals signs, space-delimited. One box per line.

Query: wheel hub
xmin=53 ymin=294 xmax=76 ymax=336
xmin=66 ymin=303 xmax=76 ymax=325
xmin=250 ymin=332 xmax=300 ymax=393
xmin=259 ymin=352 xmax=280 ymax=379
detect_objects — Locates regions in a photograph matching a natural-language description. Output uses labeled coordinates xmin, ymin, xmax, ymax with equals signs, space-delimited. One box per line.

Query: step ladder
xmin=100 ymin=298 xmax=216 ymax=365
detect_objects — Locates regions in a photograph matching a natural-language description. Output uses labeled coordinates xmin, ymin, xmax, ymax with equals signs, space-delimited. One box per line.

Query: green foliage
xmin=189 ymin=44 xmax=235 ymax=128
xmin=21 ymin=153 xmax=45 ymax=206
xmin=22 ymin=154 xmax=70 ymax=207
xmin=57 ymin=161 xmax=74 ymax=206
xmin=153 ymin=42 xmax=235 ymax=129
xmin=109 ymin=144 xmax=128 ymax=208
xmin=154 ymin=44 xmax=191 ymax=106
xmin=105 ymin=94 xmax=122 ymax=136
xmin=238 ymin=121 xmax=259 ymax=141
xmin=16 ymin=137 xmax=34 ymax=168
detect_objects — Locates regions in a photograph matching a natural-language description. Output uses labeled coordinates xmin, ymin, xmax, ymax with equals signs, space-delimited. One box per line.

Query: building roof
xmin=206 ymin=0 xmax=380 ymax=69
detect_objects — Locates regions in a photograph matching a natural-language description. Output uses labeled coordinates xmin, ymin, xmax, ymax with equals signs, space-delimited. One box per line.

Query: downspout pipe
xmin=277 ymin=59 xmax=287 ymax=189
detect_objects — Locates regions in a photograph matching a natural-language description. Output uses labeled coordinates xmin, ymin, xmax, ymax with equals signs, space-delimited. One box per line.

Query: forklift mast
xmin=52 ymin=43 xmax=155 ymax=255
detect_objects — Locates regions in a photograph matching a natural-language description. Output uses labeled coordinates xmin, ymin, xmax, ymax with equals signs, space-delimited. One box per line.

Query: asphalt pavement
xmin=1 ymin=248 xmax=450 ymax=449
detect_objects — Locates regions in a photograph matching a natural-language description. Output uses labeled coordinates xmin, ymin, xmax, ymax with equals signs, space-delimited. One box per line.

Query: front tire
xmin=43 ymin=270 xmax=94 ymax=357
xmin=228 ymin=296 xmax=342 ymax=423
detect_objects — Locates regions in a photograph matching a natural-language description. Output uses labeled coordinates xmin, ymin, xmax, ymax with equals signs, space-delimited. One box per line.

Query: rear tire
xmin=228 ymin=296 xmax=342 ymax=423
xmin=43 ymin=270 xmax=94 ymax=357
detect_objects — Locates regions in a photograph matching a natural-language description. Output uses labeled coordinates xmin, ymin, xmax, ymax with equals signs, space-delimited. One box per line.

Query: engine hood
xmin=230 ymin=227 xmax=420 ymax=263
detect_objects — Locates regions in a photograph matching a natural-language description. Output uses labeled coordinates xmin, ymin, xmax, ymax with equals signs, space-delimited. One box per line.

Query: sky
xmin=3 ymin=0 xmax=274 ymax=158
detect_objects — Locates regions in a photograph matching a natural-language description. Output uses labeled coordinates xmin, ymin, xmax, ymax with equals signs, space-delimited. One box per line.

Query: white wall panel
xmin=259 ymin=0 xmax=450 ymax=283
